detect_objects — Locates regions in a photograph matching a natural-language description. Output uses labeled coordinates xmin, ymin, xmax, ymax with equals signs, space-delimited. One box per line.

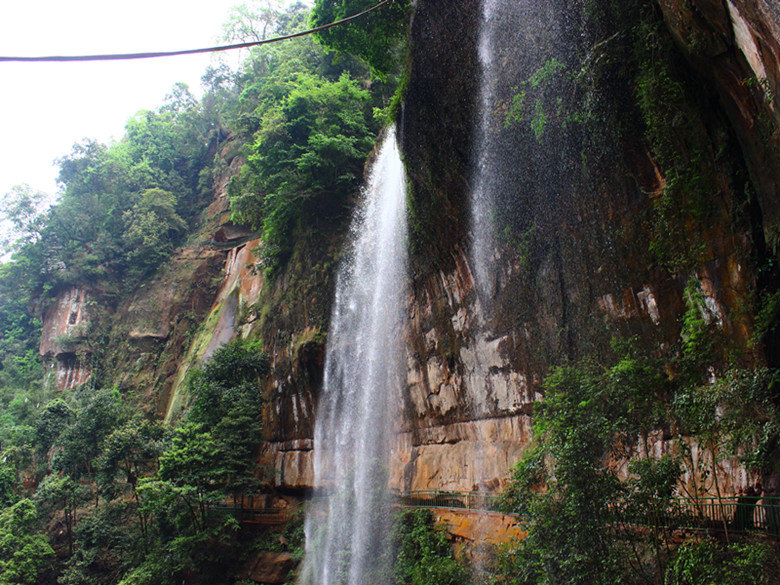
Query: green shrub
xmin=0 ymin=499 xmax=55 ymax=585
xmin=393 ymin=509 xmax=469 ymax=585
xmin=666 ymin=537 xmax=779 ymax=585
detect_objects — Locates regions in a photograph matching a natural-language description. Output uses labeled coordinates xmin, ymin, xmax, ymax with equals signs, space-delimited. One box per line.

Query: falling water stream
xmin=467 ymin=0 xmax=518 ymax=499
xmin=470 ymin=0 xmax=506 ymax=304
xmin=301 ymin=128 xmax=408 ymax=585
xmin=468 ymin=0 xmax=524 ymax=575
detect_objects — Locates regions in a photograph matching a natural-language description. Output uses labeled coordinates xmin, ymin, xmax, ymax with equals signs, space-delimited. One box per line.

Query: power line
xmin=0 ymin=0 xmax=395 ymax=63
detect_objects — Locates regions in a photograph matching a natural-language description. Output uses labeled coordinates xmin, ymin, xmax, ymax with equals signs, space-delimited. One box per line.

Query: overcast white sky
xmin=0 ymin=0 xmax=255 ymax=199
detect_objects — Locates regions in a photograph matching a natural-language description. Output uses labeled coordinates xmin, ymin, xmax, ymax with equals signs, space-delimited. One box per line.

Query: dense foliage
xmin=495 ymin=326 xmax=780 ymax=585
xmin=0 ymin=1 xmax=409 ymax=581
xmin=0 ymin=0 xmax=403 ymax=370
xmin=230 ymin=70 xmax=379 ymax=271
xmin=0 ymin=333 xmax=269 ymax=585
xmin=310 ymin=0 xmax=411 ymax=77
xmin=224 ymin=4 xmax=396 ymax=273
xmin=22 ymin=85 xmax=213 ymax=292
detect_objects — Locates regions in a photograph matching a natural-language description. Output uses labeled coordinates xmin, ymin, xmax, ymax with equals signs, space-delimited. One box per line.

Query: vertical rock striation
xmin=39 ymin=287 xmax=92 ymax=391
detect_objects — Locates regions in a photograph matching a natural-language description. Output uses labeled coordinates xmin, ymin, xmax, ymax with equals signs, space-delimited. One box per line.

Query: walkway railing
xmin=213 ymin=491 xmax=780 ymax=537
xmin=212 ymin=505 xmax=295 ymax=525
xmin=397 ymin=491 xmax=780 ymax=538
xmin=211 ymin=494 xmax=296 ymax=525
xmin=396 ymin=490 xmax=503 ymax=513
xmin=618 ymin=497 xmax=780 ymax=536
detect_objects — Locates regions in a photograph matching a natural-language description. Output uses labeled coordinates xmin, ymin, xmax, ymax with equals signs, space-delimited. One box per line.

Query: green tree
xmin=497 ymin=343 xmax=676 ymax=585
xmin=34 ymin=473 xmax=88 ymax=554
xmin=35 ymin=398 xmax=74 ymax=457
xmin=58 ymin=500 xmax=143 ymax=585
xmin=187 ymin=338 xmax=269 ymax=425
xmin=0 ymin=252 xmax=44 ymax=370
xmin=232 ymin=72 xmax=378 ymax=272
xmin=0 ymin=499 xmax=54 ymax=585
xmin=0 ymin=185 xmax=48 ymax=254
xmin=135 ymin=339 xmax=269 ymax=559
xmin=121 ymin=188 xmax=187 ymax=277
xmin=183 ymin=339 xmax=269 ymax=495
xmin=97 ymin=417 xmax=164 ymax=501
xmin=154 ymin=421 xmax=221 ymax=529
xmin=502 ymin=364 xmax=627 ymax=585
xmin=54 ymin=389 xmax=124 ymax=481
xmin=310 ymin=0 xmax=410 ymax=77
xmin=0 ymin=456 xmax=18 ymax=508
xmin=222 ymin=0 xmax=281 ymax=42
xmin=665 ymin=537 xmax=779 ymax=585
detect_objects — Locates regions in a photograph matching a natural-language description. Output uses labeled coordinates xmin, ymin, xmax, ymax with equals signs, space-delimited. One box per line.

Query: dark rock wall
xmin=261 ymin=0 xmax=780 ymax=493
xmin=657 ymin=0 xmax=780 ymax=235
xmin=400 ymin=0 xmax=480 ymax=273
xmin=391 ymin=0 xmax=778 ymax=492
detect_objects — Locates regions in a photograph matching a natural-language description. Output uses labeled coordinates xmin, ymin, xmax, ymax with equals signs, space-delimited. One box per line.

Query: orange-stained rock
xmin=45 ymin=354 xmax=91 ymax=392
xmin=241 ymin=552 xmax=294 ymax=584
xmin=432 ymin=509 xmax=526 ymax=546
xmin=390 ymin=416 xmax=532 ymax=493
xmin=39 ymin=287 xmax=92 ymax=391
xmin=262 ymin=440 xmax=314 ymax=490
xmin=163 ymin=238 xmax=264 ymax=421
xmin=39 ymin=286 xmax=90 ymax=358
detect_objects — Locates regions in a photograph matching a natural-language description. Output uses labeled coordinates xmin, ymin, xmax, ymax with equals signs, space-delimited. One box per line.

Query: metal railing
xmin=626 ymin=497 xmax=780 ymax=536
xmin=396 ymin=490 xmax=503 ymax=513
xmin=398 ymin=491 xmax=780 ymax=538
xmin=212 ymin=491 xmax=780 ymax=537
xmin=211 ymin=505 xmax=295 ymax=525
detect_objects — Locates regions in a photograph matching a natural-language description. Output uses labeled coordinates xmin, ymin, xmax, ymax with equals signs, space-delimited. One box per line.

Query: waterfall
xmin=466 ymin=0 xmax=518 ymax=496
xmin=467 ymin=0 xmax=525 ymax=572
xmin=301 ymin=127 xmax=408 ymax=585
xmin=470 ymin=0 xmax=575 ymax=304
xmin=469 ymin=0 xmax=505 ymax=303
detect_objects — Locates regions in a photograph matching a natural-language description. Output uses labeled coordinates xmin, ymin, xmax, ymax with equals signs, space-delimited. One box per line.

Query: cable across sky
xmin=0 ymin=0 xmax=394 ymax=63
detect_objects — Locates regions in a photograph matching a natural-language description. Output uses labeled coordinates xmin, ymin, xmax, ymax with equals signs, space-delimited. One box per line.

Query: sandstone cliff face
xmin=38 ymin=0 xmax=778 ymax=498
xmin=98 ymin=147 xmax=247 ymax=416
xmin=261 ymin=0 xmax=778 ymax=494
xmin=108 ymin=244 xmax=224 ymax=416
xmin=658 ymin=0 xmax=780 ymax=214
xmin=164 ymin=238 xmax=264 ymax=422
xmin=37 ymin=141 xmax=244 ymax=411
xmin=39 ymin=287 xmax=92 ymax=391
xmin=386 ymin=0 xmax=778 ymax=495
xmin=655 ymin=0 xmax=780 ymax=315
xmin=392 ymin=246 xmax=756 ymax=493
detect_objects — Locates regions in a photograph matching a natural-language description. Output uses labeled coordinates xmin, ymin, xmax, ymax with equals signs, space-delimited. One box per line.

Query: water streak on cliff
xmin=301 ymin=128 xmax=408 ymax=585
xmin=469 ymin=0 xmax=507 ymax=303
xmin=467 ymin=0 xmax=526 ymax=573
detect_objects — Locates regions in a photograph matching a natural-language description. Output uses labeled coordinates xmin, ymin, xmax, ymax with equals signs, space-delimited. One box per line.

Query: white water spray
xmin=468 ymin=0 xmax=520 ymax=574
xmin=470 ymin=0 xmax=506 ymax=303
xmin=301 ymin=128 xmax=408 ymax=585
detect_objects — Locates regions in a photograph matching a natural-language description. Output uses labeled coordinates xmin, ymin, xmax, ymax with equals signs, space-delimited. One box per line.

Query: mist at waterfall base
xmin=301 ymin=128 xmax=408 ymax=585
